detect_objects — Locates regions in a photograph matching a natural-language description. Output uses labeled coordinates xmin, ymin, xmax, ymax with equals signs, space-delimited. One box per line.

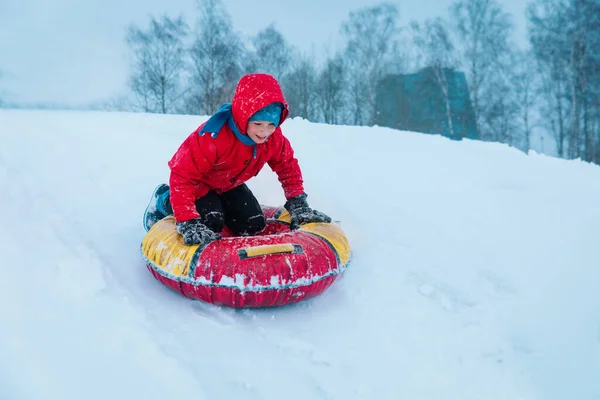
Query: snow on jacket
xmin=168 ymin=74 xmax=305 ymax=222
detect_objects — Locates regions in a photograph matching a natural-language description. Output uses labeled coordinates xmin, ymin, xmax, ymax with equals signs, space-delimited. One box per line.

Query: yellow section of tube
xmin=277 ymin=208 xmax=351 ymax=266
xmin=299 ymin=222 xmax=351 ymax=266
xmin=141 ymin=216 xmax=198 ymax=277
xmin=276 ymin=208 xmax=292 ymax=223
xmin=241 ymin=243 xmax=296 ymax=258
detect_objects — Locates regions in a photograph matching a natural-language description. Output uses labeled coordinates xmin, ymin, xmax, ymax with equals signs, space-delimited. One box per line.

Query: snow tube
xmin=140 ymin=205 xmax=351 ymax=308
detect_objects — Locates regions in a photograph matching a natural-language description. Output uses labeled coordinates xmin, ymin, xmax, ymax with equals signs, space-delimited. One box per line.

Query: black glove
xmin=284 ymin=194 xmax=332 ymax=230
xmin=176 ymin=218 xmax=222 ymax=245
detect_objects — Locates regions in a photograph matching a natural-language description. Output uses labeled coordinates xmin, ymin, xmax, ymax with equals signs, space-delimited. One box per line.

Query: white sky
xmin=0 ymin=0 xmax=528 ymax=105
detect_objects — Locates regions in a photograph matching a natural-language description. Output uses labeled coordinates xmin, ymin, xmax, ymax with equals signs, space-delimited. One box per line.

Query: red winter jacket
xmin=168 ymin=74 xmax=305 ymax=222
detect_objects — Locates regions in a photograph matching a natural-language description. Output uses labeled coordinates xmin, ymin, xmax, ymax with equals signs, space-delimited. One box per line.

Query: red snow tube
xmin=141 ymin=205 xmax=351 ymax=308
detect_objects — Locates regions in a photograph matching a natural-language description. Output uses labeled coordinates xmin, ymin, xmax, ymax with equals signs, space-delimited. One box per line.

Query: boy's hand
xmin=284 ymin=194 xmax=332 ymax=230
xmin=176 ymin=218 xmax=222 ymax=245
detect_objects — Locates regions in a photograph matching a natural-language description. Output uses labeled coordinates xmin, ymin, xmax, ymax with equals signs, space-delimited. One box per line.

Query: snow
xmin=1 ymin=108 xmax=599 ymax=400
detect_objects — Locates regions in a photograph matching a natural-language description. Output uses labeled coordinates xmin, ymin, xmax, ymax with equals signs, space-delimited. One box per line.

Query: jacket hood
xmin=231 ymin=74 xmax=289 ymax=134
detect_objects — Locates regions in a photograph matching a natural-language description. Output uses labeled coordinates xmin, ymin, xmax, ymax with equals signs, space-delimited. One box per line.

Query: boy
xmin=143 ymin=73 xmax=331 ymax=245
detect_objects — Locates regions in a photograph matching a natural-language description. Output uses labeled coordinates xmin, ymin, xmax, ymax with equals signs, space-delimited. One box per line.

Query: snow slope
xmin=1 ymin=109 xmax=599 ymax=400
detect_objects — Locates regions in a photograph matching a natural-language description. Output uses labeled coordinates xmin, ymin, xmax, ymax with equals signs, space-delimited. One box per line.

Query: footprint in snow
xmin=190 ymin=300 xmax=260 ymax=328
xmin=478 ymin=269 xmax=517 ymax=297
xmin=190 ymin=300 xmax=240 ymax=327
xmin=408 ymin=272 xmax=476 ymax=313
xmin=277 ymin=337 xmax=332 ymax=367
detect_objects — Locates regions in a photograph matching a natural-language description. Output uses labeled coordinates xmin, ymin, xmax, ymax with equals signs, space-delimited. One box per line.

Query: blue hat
xmin=248 ymin=103 xmax=283 ymax=127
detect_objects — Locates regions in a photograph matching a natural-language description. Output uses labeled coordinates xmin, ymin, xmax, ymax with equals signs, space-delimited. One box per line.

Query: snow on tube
xmin=140 ymin=205 xmax=351 ymax=308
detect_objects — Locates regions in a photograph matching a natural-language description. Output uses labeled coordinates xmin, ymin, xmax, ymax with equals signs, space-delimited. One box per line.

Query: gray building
xmin=374 ymin=67 xmax=478 ymax=141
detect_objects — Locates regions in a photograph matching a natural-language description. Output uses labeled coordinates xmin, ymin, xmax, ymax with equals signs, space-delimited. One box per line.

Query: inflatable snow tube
xmin=141 ymin=205 xmax=351 ymax=308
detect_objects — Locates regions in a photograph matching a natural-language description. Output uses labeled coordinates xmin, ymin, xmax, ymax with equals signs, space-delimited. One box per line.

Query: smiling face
xmin=246 ymin=120 xmax=277 ymax=144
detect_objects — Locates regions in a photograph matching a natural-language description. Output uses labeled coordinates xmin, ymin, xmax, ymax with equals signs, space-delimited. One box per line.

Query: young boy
xmin=143 ymin=73 xmax=331 ymax=245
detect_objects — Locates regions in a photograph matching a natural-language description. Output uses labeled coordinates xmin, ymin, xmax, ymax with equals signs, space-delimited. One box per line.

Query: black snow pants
xmin=190 ymin=183 xmax=266 ymax=236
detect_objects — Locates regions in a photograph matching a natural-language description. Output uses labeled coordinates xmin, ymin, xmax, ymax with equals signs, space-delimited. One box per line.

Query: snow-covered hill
xmin=1 ymin=109 xmax=599 ymax=400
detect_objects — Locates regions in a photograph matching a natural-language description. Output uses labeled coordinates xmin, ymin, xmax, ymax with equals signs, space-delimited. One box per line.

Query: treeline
xmin=124 ymin=0 xmax=600 ymax=164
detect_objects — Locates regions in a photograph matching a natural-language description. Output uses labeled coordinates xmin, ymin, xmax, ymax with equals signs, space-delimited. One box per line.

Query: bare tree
xmin=187 ymin=0 xmax=244 ymax=115
xmin=316 ymin=54 xmax=346 ymax=124
xmin=529 ymin=0 xmax=569 ymax=159
xmin=528 ymin=0 xmax=600 ymax=162
xmin=386 ymin=37 xmax=411 ymax=76
xmin=126 ymin=15 xmax=188 ymax=114
xmin=565 ymin=0 xmax=600 ymax=161
xmin=102 ymin=94 xmax=136 ymax=112
xmin=341 ymin=3 xmax=401 ymax=125
xmin=482 ymin=67 xmax=520 ymax=146
xmin=411 ymin=18 xmax=458 ymax=138
xmin=513 ymin=50 xmax=539 ymax=153
xmin=450 ymin=0 xmax=514 ymax=141
xmin=283 ymin=54 xmax=318 ymax=121
xmin=246 ymin=24 xmax=293 ymax=80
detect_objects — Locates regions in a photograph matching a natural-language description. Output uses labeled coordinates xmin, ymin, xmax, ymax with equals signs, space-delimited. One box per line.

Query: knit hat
xmin=248 ymin=103 xmax=283 ymax=127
